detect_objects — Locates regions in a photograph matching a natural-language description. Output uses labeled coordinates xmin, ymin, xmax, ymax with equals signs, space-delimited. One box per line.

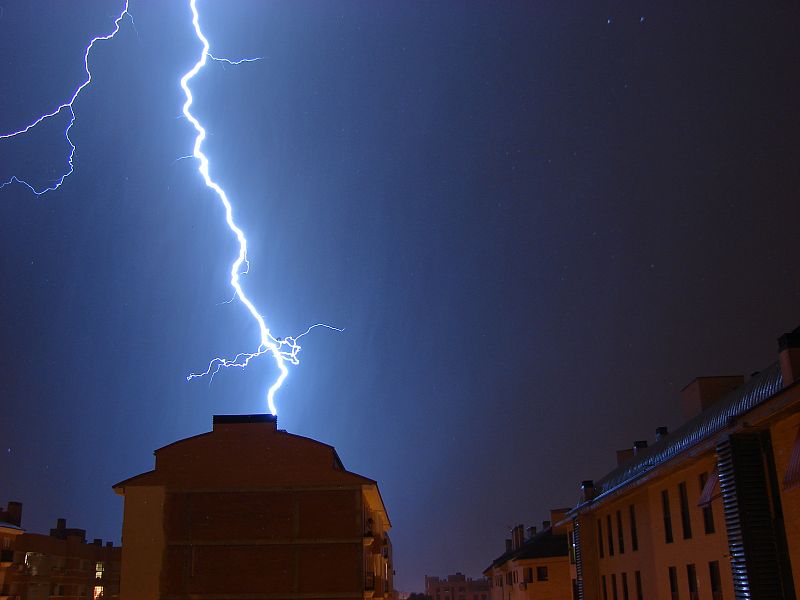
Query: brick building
xmin=113 ymin=413 xmax=393 ymax=600
xmin=484 ymin=511 xmax=572 ymax=600
xmin=425 ymin=572 xmax=490 ymax=600
xmin=568 ymin=326 xmax=800 ymax=599
xmin=0 ymin=502 xmax=120 ymax=600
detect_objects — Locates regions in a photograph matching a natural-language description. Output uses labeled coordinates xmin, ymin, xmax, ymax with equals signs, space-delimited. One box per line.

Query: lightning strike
xmin=0 ymin=2 xmax=132 ymax=195
xmin=181 ymin=0 xmax=341 ymax=415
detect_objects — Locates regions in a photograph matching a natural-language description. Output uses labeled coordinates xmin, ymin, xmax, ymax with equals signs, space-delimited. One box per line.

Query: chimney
xmin=106 ymin=541 xmax=113 ymax=547
xmin=1 ymin=501 xmax=22 ymax=527
xmin=550 ymin=508 xmax=570 ymax=534
xmin=213 ymin=414 xmax=278 ymax=432
xmin=778 ymin=326 xmax=800 ymax=386
xmin=616 ymin=448 xmax=634 ymax=465
xmin=580 ymin=480 xmax=595 ymax=503
xmin=505 ymin=539 xmax=512 ymax=553
xmin=56 ymin=518 xmax=66 ymax=530
xmin=633 ymin=440 xmax=648 ymax=455
xmin=655 ymin=426 xmax=669 ymax=441
xmin=93 ymin=538 xmax=102 ymax=546
xmin=680 ymin=375 xmax=744 ymax=419
xmin=542 ymin=520 xmax=551 ymax=530
xmin=512 ymin=524 xmax=525 ymax=550
xmin=526 ymin=526 xmax=537 ymax=539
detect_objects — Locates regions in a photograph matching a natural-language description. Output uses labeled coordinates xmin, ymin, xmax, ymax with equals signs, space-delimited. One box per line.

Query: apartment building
xmin=484 ymin=510 xmax=572 ymax=600
xmin=0 ymin=503 xmax=120 ymax=600
xmin=569 ymin=326 xmax=800 ymax=600
xmin=113 ymin=413 xmax=393 ymax=600
xmin=425 ymin=572 xmax=490 ymax=600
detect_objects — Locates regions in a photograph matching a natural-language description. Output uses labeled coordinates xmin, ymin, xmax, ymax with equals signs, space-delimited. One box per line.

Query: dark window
xmin=598 ymin=519 xmax=605 ymax=558
xmin=679 ymin=482 xmax=693 ymax=539
xmin=622 ymin=572 xmax=629 ymax=600
xmin=635 ymin=571 xmax=643 ymax=600
xmin=668 ymin=566 xmax=679 ymax=600
xmin=611 ymin=574 xmax=618 ymax=600
xmin=617 ymin=510 xmax=625 ymax=554
xmin=536 ymin=566 xmax=548 ymax=581
xmin=699 ymin=473 xmax=715 ymax=534
xmin=709 ymin=561 xmax=722 ymax=600
xmin=687 ymin=564 xmax=698 ymax=600
xmin=569 ymin=530 xmax=576 ymax=564
xmin=662 ymin=490 xmax=674 ymax=543
xmin=607 ymin=514 xmax=615 ymax=556
xmin=602 ymin=575 xmax=609 ymax=600
xmin=629 ymin=505 xmax=639 ymax=551
xmin=524 ymin=568 xmax=533 ymax=583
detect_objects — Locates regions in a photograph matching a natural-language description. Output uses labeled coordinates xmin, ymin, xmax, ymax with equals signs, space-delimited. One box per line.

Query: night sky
xmin=1 ymin=0 xmax=799 ymax=592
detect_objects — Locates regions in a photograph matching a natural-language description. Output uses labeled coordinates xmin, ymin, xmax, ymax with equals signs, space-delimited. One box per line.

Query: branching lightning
xmin=2 ymin=0 xmax=337 ymax=415
xmin=0 ymin=1 xmax=132 ymax=195
xmin=181 ymin=0 xmax=341 ymax=415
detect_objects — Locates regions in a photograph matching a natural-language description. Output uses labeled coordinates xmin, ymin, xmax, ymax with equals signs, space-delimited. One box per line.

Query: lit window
xmin=96 ymin=562 xmax=105 ymax=579
xmin=93 ymin=586 xmax=104 ymax=599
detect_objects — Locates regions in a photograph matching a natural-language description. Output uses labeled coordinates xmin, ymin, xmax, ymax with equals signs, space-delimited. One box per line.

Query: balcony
xmin=363 ymin=571 xmax=375 ymax=598
xmin=0 ymin=549 xmax=13 ymax=565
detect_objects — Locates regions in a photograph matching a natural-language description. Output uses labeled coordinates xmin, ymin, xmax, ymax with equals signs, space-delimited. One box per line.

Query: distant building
xmin=568 ymin=326 xmax=800 ymax=599
xmin=426 ymin=572 xmax=490 ymax=600
xmin=113 ymin=413 xmax=393 ymax=600
xmin=483 ymin=510 xmax=572 ymax=600
xmin=0 ymin=502 xmax=120 ymax=600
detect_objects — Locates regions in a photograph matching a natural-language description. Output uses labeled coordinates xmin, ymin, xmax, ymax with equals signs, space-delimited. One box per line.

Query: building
xmin=425 ymin=572 xmax=490 ymax=600
xmin=483 ymin=511 xmax=572 ymax=600
xmin=569 ymin=326 xmax=800 ymax=600
xmin=0 ymin=502 xmax=121 ymax=600
xmin=113 ymin=413 xmax=393 ymax=600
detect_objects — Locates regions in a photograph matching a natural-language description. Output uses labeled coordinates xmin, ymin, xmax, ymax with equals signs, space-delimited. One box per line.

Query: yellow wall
xmin=771 ymin=410 xmax=800 ymax=594
xmin=119 ymin=485 xmax=164 ymax=600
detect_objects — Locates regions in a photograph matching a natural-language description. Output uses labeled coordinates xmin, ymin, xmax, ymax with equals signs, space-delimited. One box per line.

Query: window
xmin=569 ymin=529 xmax=576 ymax=564
xmin=616 ymin=510 xmax=625 ymax=554
xmin=668 ymin=567 xmax=679 ymax=600
xmin=611 ymin=574 xmax=618 ymax=600
xmin=679 ymin=482 xmax=693 ymax=539
xmin=634 ymin=571 xmax=643 ymax=600
xmin=96 ymin=561 xmax=105 ymax=579
xmin=686 ymin=564 xmax=698 ymax=600
xmin=598 ymin=519 xmax=605 ymax=558
xmin=629 ymin=505 xmax=638 ymax=551
xmin=1 ymin=537 xmax=9 ymax=549
xmin=622 ymin=572 xmax=629 ymax=600
xmin=662 ymin=490 xmax=674 ymax=543
xmin=699 ymin=472 xmax=716 ymax=534
xmin=708 ymin=561 xmax=722 ymax=600
xmin=93 ymin=586 xmax=104 ymax=600
xmin=524 ymin=568 xmax=533 ymax=583
xmin=536 ymin=566 xmax=548 ymax=582
xmin=607 ymin=515 xmax=615 ymax=556
xmin=602 ymin=575 xmax=609 ymax=600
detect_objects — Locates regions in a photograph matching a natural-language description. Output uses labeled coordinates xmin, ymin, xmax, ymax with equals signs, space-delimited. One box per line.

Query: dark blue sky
xmin=1 ymin=0 xmax=799 ymax=591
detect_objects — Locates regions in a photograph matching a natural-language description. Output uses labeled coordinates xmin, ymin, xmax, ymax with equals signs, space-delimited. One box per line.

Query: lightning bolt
xmin=181 ymin=0 xmax=341 ymax=415
xmin=0 ymin=2 xmax=132 ymax=195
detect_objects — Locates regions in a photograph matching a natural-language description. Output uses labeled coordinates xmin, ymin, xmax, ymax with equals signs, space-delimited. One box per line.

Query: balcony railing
xmin=365 ymin=572 xmax=375 ymax=591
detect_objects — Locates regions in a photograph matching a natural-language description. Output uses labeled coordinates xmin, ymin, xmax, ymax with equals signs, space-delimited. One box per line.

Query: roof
xmin=0 ymin=521 xmax=23 ymax=532
xmin=585 ymin=362 xmax=784 ymax=505
xmin=485 ymin=528 xmax=568 ymax=572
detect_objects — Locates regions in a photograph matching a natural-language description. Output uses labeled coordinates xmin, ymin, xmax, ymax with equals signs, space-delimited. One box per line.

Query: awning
xmin=697 ymin=469 xmax=720 ymax=507
xmin=783 ymin=426 xmax=800 ymax=491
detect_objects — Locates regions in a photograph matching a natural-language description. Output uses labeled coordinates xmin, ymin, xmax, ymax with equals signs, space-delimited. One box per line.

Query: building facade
xmin=0 ymin=503 xmax=120 ymax=600
xmin=113 ymin=414 xmax=393 ymax=600
xmin=569 ymin=326 xmax=800 ymax=600
xmin=425 ymin=572 xmax=490 ymax=600
xmin=484 ymin=511 xmax=572 ymax=600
